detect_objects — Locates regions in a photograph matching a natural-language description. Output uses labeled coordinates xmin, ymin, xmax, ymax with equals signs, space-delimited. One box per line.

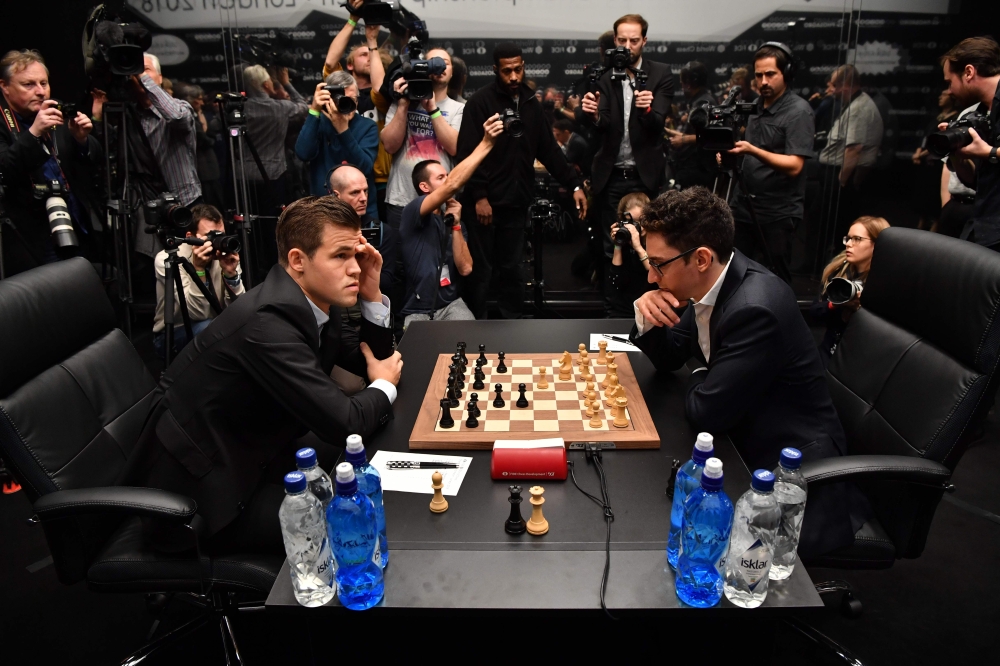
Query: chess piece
xmin=604 ymin=366 xmax=620 ymax=398
xmin=478 ymin=344 xmax=487 ymax=365
xmin=516 ymin=383 xmax=529 ymax=408
xmin=589 ymin=407 xmax=603 ymax=429
xmin=450 ymin=363 xmax=465 ymax=390
xmin=493 ymin=383 xmax=505 ymax=408
xmin=607 ymin=382 xmax=625 ymax=408
xmin=469 ymin=393 xmax=481 ymax=418
xmin=597 ymin=339 xmax=608 ymax=365
xmin=457 ymin=341 xmax=468 ymax=366
xmin=601 ymin=355 xmax=616 ymax=388
xmin=496 ymin=351 xmax=507 ymax=373
xmin=446 ymin=380 xmax=460 ymax=408
xmin=585 ymin=381 xmax=595 ymax=396
xmin=473 ymin=366 xmax=485 ymax=390
xmin=580 ymin=358 xmax=593 ymax=381
xmin=577 ymin=343 xmax=587 ymax=365
xmin=537 ymin=366 xmax=549 ymax=389
xmin=526 ymin=486 xmax=549 ymax=536
xmin=452 ymin=352 xmax=465 ymax=375
xmin=613 ymin=396 xmax=629 ymax=428
xmin=439 ymin=398 xmax=455 ymax=428
xmin=430 ymin=471 xmax=449 ymax=513
xmin=505 ymin=485 xmax=527 ymax=535
xmin=466 ymin=402 xmax=479 ymax=428
xmin=559 ymin=351 xmax=572 ymax=381
xmin=585 ymin=394 xmax=594 ymax=417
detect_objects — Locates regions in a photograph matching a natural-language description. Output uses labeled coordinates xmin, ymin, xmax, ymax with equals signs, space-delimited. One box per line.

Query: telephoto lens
xmin=501 ymin=108 xmax=524 ymax=138
xmin=826 ymin=277 xmax=864 ymax=305
xmin=926 ymin=113 xmax=991 ymax=156
xmin=45 ymin=196 xmax=78 ymax=248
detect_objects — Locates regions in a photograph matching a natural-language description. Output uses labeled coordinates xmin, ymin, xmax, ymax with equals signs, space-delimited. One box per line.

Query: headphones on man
xmin=325 ymin=161 xmax=361 ymax=194
xmin=758 ymin=41 xmax=796 ymax=81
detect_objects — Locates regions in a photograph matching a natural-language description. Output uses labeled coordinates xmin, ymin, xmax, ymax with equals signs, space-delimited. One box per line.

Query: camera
xmin=606 ymin=46 xmax=633 ymax=81
xmin=32 ymin=180 xmax=78 ymax=249
xmin=613 ymin=212 xmax=636 ymax=248
xmin=216 ymin=92 xmax=247 ymax=127
xmin=395 ymin=37 xmax=446 ymax=101
xmin=926 ymin=113 xmax=992 ymax=156
xmin=582 ymin=61 xmax=607 ymax=95
xmin=388 ymin=4 xmax=429 ymax=42
xmin=500 ymin=108 xmax=524 ymax=138
xmin=692 ymin=86 xmax=758 ymax=152
xmin=145 ymin=192 xmax=193 ymax=232
xmin=345 ymin=0 xmax=393 ymax=25
xmin=245 ymin=35 xmax=300 ymax=75
xmin=323 ymin=85 xmax=357 ymax=114
xmin=204 ymin=229 xmax=241 ymax=255
xmin=826 ymin=277 xmax=863 ymax=305
xmin=53 ymin=101 xmax=78 ymax=121
xmin=83 ymin=4 xmax=151 ymax=81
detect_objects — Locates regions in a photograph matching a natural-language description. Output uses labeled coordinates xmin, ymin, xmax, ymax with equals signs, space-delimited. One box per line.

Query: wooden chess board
xmin=408 ymin=353 xmax=660 ymax=450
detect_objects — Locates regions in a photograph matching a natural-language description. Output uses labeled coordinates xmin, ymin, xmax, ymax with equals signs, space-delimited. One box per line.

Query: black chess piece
xmin=445 ymin=380 xmax=460 ymax=408
xmin=473 ymin=365 xmax=485 ymax=390
xmin=515 ymin=382 xmax=529 ymax=408
xmin=449 ymin=363 xmax=464 ymax=390
xmin=439 ymin=398 xmax=455 ymax=428
xmin=493 ymin=383 xmax=505 ymax=408
xmin=457 ymin=342 xmax=468 ymax=366
xmin=469 ymin=393 xmax=481 ymax=418
xmin=466 ymin=402 xmax=479 ymax=428
xmin=478 ymin=344 xmax=487 ymax=365
xmin=496 ymin=351 xmax=507 ymax=373
xmin=452 ymin=353 xmax=466 ymax=374
xmin=505 ymin=485 xmax=527 ymax=535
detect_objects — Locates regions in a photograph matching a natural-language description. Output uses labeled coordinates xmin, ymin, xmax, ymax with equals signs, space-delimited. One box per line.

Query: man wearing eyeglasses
xmin=629 ymin=187 xmax=866 ymax=560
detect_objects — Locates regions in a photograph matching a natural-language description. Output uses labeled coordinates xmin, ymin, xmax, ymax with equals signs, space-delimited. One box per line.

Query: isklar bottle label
xmin=736 ymin=539 xmax=771 ymax=590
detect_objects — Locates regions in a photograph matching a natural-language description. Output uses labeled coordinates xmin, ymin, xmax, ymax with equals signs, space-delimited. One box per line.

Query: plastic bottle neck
xmin=335 ymin=479 xmax=359 ymax=496
xmin=345 ymin=450 xmax=368 ymax=466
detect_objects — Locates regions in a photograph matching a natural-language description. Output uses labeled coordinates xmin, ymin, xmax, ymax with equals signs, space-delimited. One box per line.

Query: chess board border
xmin=408 ymin=353 xmax=660 ymax=450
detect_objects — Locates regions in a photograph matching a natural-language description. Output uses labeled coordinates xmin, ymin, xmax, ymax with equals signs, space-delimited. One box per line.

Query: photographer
xmin=814 ymin=216 xmax=889 ymax=364
xmin=608 ymin=191 xmax=656 ymax=317
xmin=581 ymin=14 xmax=674 ymax=261
xmin=455 ymin=42 xmax=587 ymax=319
xmin=295 ymin=72 xmax=378 ymax=218
xmin=727 ymin=43 xmax=816 ymax=275
xmin=152 ymin=204 xmax=243 ymax=358
xmin=668 ymin=61 xmax=717 ymax=190
xmin=0 ymin=49 xmax=99 ymax=276
xmin=937 ymin=37 xmax=1000 ymax=251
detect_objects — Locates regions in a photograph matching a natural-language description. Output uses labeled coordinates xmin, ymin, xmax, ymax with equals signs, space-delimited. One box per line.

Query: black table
xmin=265 ymin=320 xmax=822 ymax=614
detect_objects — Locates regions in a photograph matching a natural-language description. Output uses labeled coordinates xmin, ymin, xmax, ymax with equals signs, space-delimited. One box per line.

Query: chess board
xmin=408 ymin=353 xmax=660 ymax=450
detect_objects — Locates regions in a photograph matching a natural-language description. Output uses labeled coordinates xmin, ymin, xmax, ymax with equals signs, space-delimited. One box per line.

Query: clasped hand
xmin=635 ymin=289 xmax=685 ymax=328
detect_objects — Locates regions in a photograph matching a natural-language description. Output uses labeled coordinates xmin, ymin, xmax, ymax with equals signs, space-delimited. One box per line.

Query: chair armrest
xmin=33 ymin=486 xmax=198 ymax=522
xmin=800 ymin=455 xmax=952 ymax=488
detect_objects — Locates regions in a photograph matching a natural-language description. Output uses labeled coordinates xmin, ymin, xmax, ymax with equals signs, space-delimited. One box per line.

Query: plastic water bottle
xmin=345 ymin=434 xmax=388 ymax=568
xmin=770 ymin=447 xmax=808 ymax=581
xmin=295 ymin=447 xmax=333 ymax=508
xmin=278 ymin=471 xmax=336 ymax=607
xmin=675 ymin=458 xmax=734 ymax=608
xmin=724 ymin=470 xmax=782 ymax=608
xmin=667 ymin=432 xmax=715 ymax=569
xmin=327 ymin=463 xmax=385 ymax=610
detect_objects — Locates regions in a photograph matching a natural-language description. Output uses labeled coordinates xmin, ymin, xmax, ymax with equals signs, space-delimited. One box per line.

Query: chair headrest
xmin=0 ymin=258 xmax=116 ymax=397
xmin=863 ymin=228 xmax=1000 ymax=373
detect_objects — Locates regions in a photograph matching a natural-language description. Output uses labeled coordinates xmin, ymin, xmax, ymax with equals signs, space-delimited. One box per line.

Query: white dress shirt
xmin=634 ymin=254 xmax=733 ymax=364
xmin=615 ymin=57 xmax=641 ymax=168
xmin=308 ymin=295 xmax=397 ymax=404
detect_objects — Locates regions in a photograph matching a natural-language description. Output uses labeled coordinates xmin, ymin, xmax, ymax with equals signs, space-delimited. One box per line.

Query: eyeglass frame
xmin=842 ymin=235 xmax=872 ymax=246
xmin=648 ymin=246 xmax=699 ymax=276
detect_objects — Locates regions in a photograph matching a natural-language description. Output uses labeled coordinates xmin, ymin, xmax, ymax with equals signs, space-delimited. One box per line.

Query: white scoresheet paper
xmin=368 ymin=451 xmax=472 ymax=496
xmin=589 ymin=333 xmax=640 ymax=353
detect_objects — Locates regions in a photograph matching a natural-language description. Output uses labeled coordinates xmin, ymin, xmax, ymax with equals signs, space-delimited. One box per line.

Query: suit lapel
xmin=707 ymin=251 xmax=749 ymax=362
xmin=261 ymin=264 xmax=323 ymax=354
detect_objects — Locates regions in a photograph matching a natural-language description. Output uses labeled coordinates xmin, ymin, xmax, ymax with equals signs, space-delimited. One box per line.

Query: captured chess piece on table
xmin=505 ymin=485 xmax=527 ymax=535
xmin=430 ymin=471 xmax=448 ymax=513
xmin=526 ymin=485 xmax=549 ymax=535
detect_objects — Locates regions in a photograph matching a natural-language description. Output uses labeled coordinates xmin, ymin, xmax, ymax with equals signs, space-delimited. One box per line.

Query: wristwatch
xmin=990 ymin=146 xmax=999 ymax=165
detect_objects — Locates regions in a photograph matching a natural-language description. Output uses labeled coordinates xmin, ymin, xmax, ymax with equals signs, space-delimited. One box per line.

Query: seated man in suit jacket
xmin=127 ymin=196 xmax=403 ymax=555
xmin=629 ymin=187 xmax=866 ymax=559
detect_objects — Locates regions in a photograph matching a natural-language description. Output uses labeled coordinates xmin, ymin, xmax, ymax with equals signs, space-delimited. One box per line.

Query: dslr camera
xmin=500 ymin=108 xmax=523 ymax=138
xmin=145 ymin=192 xmax=193 ymax=232
xmin=204 ymin=229 xmax=241 ymax=256
xmin=826 ymin=277 xmax=863 ymax=306
xmin=345 ymin=0 xmax=393 ymax=24
xmin=927 ymin=113 xmax=992 ymax=156
xmin=606 ymin=46 xmax=633 ymax=82
xmin=613 ymin=211 xmax=637 ymax=249
xmin=394 ymin=37 xmax=446 ymax=101
xmin=53 ymin=101 xmax=78 ymax=121
xmin=691 ymin=86 xmax=758 ymax=152
xmin=32 ymin=179 xmax=78 ymax=249
xmin=323 ymin=85 xmax=357 ymax=114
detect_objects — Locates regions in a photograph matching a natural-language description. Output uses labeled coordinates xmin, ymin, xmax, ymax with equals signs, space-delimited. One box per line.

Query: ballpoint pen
xmin=386 ymin=461 xmax=461 ymax=469
xmin=602 ymin=334 xmax=635 ymax=346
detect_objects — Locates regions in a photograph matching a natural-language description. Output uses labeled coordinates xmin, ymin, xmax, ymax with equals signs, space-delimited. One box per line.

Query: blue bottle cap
xmin=751 ymin=469 xmax=775 ymax=492
xmin=295 ymin=447 xmax=317 ymax=469
xmin=700 ymin=457 xmax=724 ymax=491
xmin=345 ymin=434 xmax=367 ymax=465
xmin=284 ymin=471 xmax=307 ymax=494
xmin=780 ymin=447 xmax=803 ymax=470
xmin=335 ymin=462 xmax=358 ymax=495
xmin=692 ymin=432 xmax=714 ymax=464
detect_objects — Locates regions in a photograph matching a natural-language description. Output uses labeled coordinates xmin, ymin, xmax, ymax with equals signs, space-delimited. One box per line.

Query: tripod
xmin=158 ymin=233 xmax=223 ymax=367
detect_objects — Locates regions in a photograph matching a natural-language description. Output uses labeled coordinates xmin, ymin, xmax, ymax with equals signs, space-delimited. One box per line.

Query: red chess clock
xmin=491 ymin=442 xmax=567 ymax=480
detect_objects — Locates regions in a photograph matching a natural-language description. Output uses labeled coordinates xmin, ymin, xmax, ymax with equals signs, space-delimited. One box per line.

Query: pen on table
xmin=386 ymin=461 xmax=461 ymax=469
xmin=602 ymin=334 xmax=634 ymax=346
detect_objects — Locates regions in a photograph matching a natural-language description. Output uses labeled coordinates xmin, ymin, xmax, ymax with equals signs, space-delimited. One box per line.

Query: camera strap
xmin=0 ymin=95 xmax=74 ymax=197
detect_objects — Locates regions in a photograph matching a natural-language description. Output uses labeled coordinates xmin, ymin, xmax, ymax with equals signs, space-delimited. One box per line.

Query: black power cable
xmin=569 ymin=445 xmax=616 ymax=619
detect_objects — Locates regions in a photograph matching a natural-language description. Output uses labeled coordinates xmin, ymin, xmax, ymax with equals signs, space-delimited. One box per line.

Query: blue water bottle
xmin=675 ymin=457 xmax=734 ymax=608
xmin=667 ymin=432 xmax=715 ymax=569
xmin=345 ymin=434 xmax=388 ymax=568
xmin=327 ymin=463 xmax=385 ymax=610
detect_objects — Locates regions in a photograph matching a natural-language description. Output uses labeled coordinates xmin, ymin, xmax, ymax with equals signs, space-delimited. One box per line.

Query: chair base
xmin=786 ymin=618 xmax=866 ymax=666
xmin=815 ymin=579 xmax=864 ymax=618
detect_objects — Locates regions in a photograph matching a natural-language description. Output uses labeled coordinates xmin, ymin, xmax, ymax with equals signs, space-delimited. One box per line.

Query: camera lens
xmin=215 ymin=235 xmax=241 ymax=255
xmin=336 ymin=95 xmax=357 ymax=114
xmin=45 ymin=196 xmax=78 ymax=248
xmin=926 ymin=127 xmax=970 ymax=156
xmin=826 ymin=277 xmax=861 ymax=305
xmin=165 ymin=204 xmax=193 ymax=231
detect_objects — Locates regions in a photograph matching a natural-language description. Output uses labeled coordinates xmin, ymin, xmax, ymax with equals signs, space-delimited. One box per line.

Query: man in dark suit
xmin=127 ymin=196 xmax=403 ymax=555
xmin=629 ymin=187 xmax=865 ymax=559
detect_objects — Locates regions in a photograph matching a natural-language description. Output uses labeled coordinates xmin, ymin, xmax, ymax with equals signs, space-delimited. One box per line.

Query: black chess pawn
xmin=478 ymin=344 xmax=487 ymax=365
xmin=457 ymin=342 xmax=468 ymax=366
xmin=445 ymin=380 xmax=460 ymax=408
xmin=496 ymin=351 xmax=507 ymax=373
xmin=505 ymin=485 xmax=527 ymax=535
xmin=439 ymin=398 xmax=455 ymax=429
xmin=466 ymin=402 xmax=479 ymax=428
xmin=449 ymin=363 xmax=464 ymax=390
xmin=473 ymin=365 xmax=486 ymax=390
xmin=515 ymin=382 xmax=529 ymax=408
xmin=452 ymin=353 xmax=466 ymax=375
xmin=493 ymin=383 xmax=505 ymax=408
xmin=469 ymin=393 xmax=481 ymax=418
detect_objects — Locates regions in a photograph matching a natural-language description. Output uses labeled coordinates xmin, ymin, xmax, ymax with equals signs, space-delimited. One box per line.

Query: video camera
xmin=216 ymin=92 xmax=247 ymax=126
xmin=388 ymin=4 xmax=429 ymax=42
xmin=32 ymin=180 xmax=78 ymax=249
xmin=500 ymin=108 xmax=524 ymax=138
xmin=324 ymin=85 xmax=358 ymax=114
xmin=394 ymin=37 xmax=447 ymax=101
xmin=244 ymin=35 xmax=300 ymax=77
xmin=613 ymin=211 xmax=637 ymax=249
xmin=927 ymin=113 xmax=992 ymax=157
xmin=144 ymin=192 xmax=193 ymax=233
xmin=345 ymin=0 xmax=393 ymax=25
xmin=691 ymin=86 xmax=758 ymax=152
xmin=83 ymin=2 xmax=151 ymax=84
xmin=606 ymin=46 xmax=633 ymax=82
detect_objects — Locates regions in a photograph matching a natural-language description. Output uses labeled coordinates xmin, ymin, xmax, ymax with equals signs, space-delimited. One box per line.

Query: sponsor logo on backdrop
xmin=149 ymin=34 xmax=190 ymax=66
xmin=854 ymin=41 xmax=901 ymax=75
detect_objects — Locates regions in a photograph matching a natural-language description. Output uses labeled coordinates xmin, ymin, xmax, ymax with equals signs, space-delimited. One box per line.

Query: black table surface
xmin=265 ymin=319 xmax=822 ymax=613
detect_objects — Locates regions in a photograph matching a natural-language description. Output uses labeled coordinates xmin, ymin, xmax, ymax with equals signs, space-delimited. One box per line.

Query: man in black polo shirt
xmin=400 ymin=114 xmax=504 ymax=329
xmin=727 ymin=43 xmax=815 ymax=278
xmin=938 ymin=37 xmax=1000 ymax=251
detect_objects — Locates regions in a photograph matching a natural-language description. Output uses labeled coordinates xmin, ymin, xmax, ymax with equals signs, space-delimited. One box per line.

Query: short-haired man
xmin=152 ymin=204 xmax=244 ymax=357
xmin=129 ymin=196 xmax=402 ymax=555
xmin=401 ymin=115 xmax=504 ymax=328
xmin=668 ymin=61 xmax=718 ymax=190
xmin=552 ymin=118 xmax=591 ymax=177
xmin=456 ymin=42 xmax=586 ymax=319
xmin=629 ymin=187 xmax=865 ymax=560
xmin=938 ymin=37 xmax=1000 ymax=251
xmin=726 ymin=43 xmax=816 ymax=279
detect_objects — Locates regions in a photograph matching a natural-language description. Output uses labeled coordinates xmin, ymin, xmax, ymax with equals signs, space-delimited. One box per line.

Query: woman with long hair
xmin=815 ymin=216 xmax=890 ymax=363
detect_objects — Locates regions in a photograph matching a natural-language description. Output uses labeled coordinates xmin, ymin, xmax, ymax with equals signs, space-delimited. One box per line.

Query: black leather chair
xmin=791 ymin=228 xmax=1000 ymax=663
xmin=0 ymin=258 xmax=281 ymax=665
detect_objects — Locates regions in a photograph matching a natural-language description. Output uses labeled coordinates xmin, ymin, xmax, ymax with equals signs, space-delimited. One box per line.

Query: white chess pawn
xmin=537 ymin=366 xmax=549 ymax=389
